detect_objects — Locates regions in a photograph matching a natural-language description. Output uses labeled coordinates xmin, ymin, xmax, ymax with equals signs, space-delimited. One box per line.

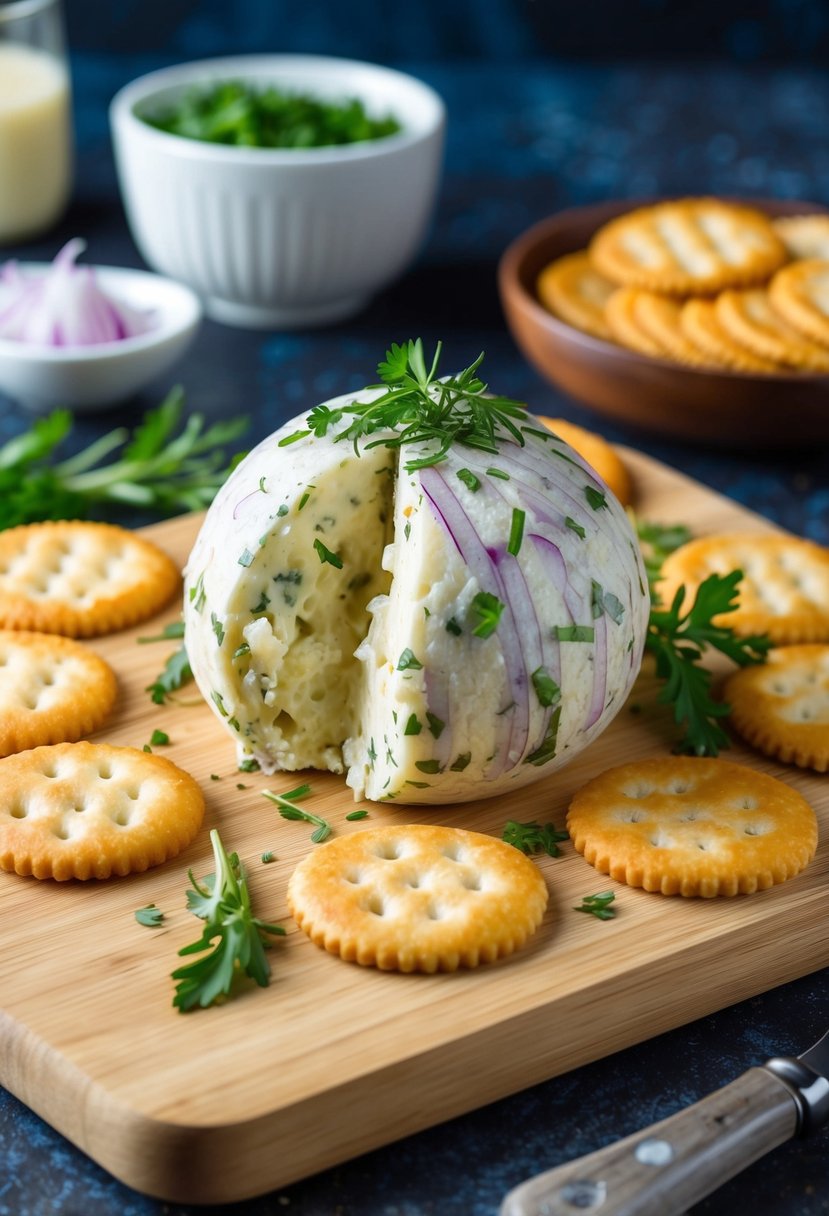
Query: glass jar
xmin=0 ymin=0 xmax=72 ymax=244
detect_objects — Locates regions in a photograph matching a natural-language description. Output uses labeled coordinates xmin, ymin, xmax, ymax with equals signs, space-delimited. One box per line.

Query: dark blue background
xmin=64 ymin=0 xmax=829 ymax=63
xmin=2 ymin=4 xmax=829 ymax=1214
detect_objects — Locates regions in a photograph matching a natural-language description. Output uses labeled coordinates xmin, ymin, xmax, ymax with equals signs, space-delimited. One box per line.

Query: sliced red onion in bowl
xmin=0 ymin=238 xmax=154 ymax=347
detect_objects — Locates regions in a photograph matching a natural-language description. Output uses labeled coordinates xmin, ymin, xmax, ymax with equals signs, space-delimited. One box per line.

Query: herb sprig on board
xmin=0 ymin=387 xmax=247 ymax=530
xmin=279 ymin=339 xmax=529 ymax=471
xmin=502 ymin=820 xmax=569 ymax=857
xmin=172 ymin=829 xmax=285 ymax=1012
xmin=262 ymin=784 xmax=332 ymax=843
xmin=145 ymin=643 xmax=193 ymax=705
xmin=637 ymin=520 xmax=770 ymax=756
xmin=574 ymin=892 xmax=616 ymax=920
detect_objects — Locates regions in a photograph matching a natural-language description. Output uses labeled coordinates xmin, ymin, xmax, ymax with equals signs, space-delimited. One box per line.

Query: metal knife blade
xmin=499 ymin=1028 xmax=829 ymax=1216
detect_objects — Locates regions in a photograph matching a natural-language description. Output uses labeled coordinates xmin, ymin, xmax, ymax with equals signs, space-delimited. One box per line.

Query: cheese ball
xmin=184 ymin=393 xmax=649 ymax=804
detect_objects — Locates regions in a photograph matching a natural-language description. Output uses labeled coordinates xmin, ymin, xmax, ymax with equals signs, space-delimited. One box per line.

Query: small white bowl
xmin=0 ymin=264 xmax=202 ymax=413
xmin=109 ymin=55 xmax=446 ymax=329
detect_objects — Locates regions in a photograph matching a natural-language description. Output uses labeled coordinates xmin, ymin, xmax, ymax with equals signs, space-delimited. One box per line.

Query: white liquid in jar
xmin=0 ymin=43 xmax=71 ymax=243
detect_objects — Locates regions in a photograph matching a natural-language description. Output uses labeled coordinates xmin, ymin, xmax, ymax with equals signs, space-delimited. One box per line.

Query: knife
xmin=500 ymin=1028 xmax=829 ymax=1216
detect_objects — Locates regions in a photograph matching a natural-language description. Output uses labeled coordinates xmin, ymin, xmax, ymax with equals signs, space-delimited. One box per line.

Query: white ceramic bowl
xmin=0 ymin=264 xmax=202 ymax=412
xmin=109 ymin=55 xmax=446 ymax=329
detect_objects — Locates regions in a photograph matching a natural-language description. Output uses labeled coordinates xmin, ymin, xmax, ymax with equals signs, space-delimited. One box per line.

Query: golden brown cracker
xmin=0 ymin=741 xmax=205 ymax=881
xmin=536 ymin=251 xmax=616 ymax=341
xmin=604 ymin=287 xmax=671 ymax=358
xmin=658 ymin=533 xmax=829 ymax=644
xmin=768 ymin=259 xmax=829 ymax=350
xmin=589 ymin=199 xmax=786 ymax=296
xmin=0 ymin=521 xmax=180 ymax=638
xmin=630 ymin=290 xmax=720 ymax=366
xmin=0 ymin=630 xmax=117 ymax=757
xmin=537 ymin=416 xmax=634 ymax=506
xmin=679 ymin=298 xmax=782 ymax=373
xmin=772 ymin=215 xmax=829 ymax=262
xmin=287 ymin=823 xmax=549 ymax=972
xmin=567 ymin=756 xmax=817 ymax=897
xmin=715 ymin=287 xmax=829 ymax=371
xmin=724 ymin=644 xmax=829 ymax=773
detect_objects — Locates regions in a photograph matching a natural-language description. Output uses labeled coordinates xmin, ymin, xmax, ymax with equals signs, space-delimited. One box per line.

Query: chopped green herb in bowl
xmin=109 ymin=56 xmax=445 ymax=328
xmin=143 ymin=81 xmax=402 ymax=149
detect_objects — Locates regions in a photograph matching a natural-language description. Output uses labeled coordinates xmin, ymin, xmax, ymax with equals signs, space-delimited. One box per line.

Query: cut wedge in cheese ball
xmin=185 ymin=343 xmax=649 ymax=804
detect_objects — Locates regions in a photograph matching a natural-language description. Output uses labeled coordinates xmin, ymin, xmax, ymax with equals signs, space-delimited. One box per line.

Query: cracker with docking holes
xmin=604 ymin=287 xmax=670 ymax=358
xmin=0 ymin=521 xmax=180 ymax=637
xmin=715 ymin=288 xmax=829 ymax=372
xmin=0 ymin=742 xmax=205 ymax=880
xmin=679 ymin=298 xmax=782 ymax=373
xmin=287 ymin=823 xmax=549 ymax=972
xmin=589 ymin=199 xmax=787 ymax=296
xmin=768 ymin=259 xmax=829 ymax=350
xmin=0 ymin=631 xmax=117 ymax=757
xmin=566 ymin=757 xmax=817 ymax=897
xmin=724 ymin=645 xmax=829 ymax=773
xmin=537 ymin=416 xmax=634 ymax=506
xmin=536 ymin=251 xmax=616 ymax=342
xmin=622 ymin=289 xmax=718 ymax=367
xmin=658 ymin=533 xmax=829 ymax=645
xmin=772 ymin=215 xmax=829 ymax=262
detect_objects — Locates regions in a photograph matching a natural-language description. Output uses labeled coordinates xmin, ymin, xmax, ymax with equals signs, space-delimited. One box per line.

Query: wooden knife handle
xmin=499 ymin=1066 xmax=799 ymax=1216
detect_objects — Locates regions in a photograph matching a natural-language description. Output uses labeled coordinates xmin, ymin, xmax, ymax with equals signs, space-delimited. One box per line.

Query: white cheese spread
xmin=184 ymin=392 xmax=649 ymax=804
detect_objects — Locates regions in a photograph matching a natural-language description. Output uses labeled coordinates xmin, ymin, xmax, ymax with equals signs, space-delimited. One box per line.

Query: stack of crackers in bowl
xmin=538 ymin=198 xmax=829 ymax=374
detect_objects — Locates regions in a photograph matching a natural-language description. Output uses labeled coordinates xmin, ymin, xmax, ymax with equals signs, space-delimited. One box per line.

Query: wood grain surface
xmin=1 ymin=448 xmax=827 ymax=1204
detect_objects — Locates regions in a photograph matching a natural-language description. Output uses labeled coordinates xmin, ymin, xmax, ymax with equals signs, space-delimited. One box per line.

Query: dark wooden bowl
xmin=497 ymin=198 xmax=829 ymax=447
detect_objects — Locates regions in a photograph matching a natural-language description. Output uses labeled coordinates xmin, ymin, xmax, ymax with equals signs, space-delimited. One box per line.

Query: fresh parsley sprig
xmin=279 ymin=340 xmax=529 ymax=471
xmin=262 ymin=784 xmax=332 ymax=843
xmin=633 ymin=517 xmax=693 ymax=597
xmin=0 ymin=387 xmax=247 ymax=530
xmin=172 ymin=829 xmax=285 ymax=1012
xmin=502 ymin=820 xmax=569 ymax=857
xmin=646 ymin=570 xmax=770 ymax=756
xmin=635 ymin=519 xmax=770 ymax=756
xmin=145 ymin=643 xmax=194 ymax=705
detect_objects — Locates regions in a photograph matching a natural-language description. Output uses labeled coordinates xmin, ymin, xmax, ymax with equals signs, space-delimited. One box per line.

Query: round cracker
xmin=0 ymin=742 xmax=205 ymax=881
xmin=589 ymin=199 xmax=786 ymax=296
xmin=628 ymin=290 xmax=720 ymax=367
xmin=537 ymin=416 xmax=633 ymax=506
xmin=679 ymin=298 xmax=782 ymax=373
xmin=287 ymin=823 xmax=549 ymax=972
xmin=715 ymin=288 xmax=829 ymax=371
xmin=724 ymin=644 xmax=829 ymax=773
xmin=567 ymin=756 xmax=817 ymax=897
xmin=0 ymin=630 xmax=117 ymax=757
xmin=658 ymin=533 xmax=829 ymax=645
xmin=605 ymin=287 xmax=670 ymax=358
xmin=536 ymin=251 xmax=616 ymax=341
xmin=768 ymin=259 xmax=829 ymax=350
xmin=0 ymin=521 xmax=180 ymax=638
xmin=772 ymin=215 xmax=829 ymax=262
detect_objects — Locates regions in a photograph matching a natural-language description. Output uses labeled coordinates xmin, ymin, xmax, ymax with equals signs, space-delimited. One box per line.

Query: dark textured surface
xmin=1 ymin=36 xmax=829 ymax=1216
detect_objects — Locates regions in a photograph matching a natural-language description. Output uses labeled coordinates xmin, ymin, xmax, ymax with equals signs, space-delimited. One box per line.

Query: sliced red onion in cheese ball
xmin=184 ymin=392 xmax=649 ymax=804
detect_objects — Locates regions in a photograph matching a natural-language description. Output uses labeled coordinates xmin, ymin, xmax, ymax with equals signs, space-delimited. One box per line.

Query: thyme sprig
xmin=279 ymin=340 xmax=529 ymax=471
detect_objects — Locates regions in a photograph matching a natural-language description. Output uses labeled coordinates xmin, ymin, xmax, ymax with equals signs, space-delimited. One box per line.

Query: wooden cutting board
xmin=1 ymin=448 xmax=827 ymax=1204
